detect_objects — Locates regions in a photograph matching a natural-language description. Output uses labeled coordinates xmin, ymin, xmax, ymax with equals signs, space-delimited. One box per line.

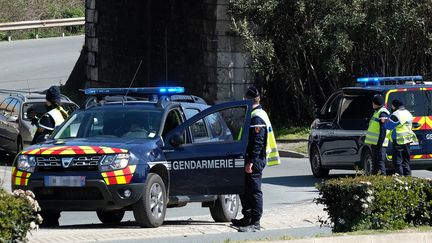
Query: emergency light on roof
xmin=356 ymin=76 xmax=423 ymax=84
xmin=84 ymin=87 xmax=185 ymax=96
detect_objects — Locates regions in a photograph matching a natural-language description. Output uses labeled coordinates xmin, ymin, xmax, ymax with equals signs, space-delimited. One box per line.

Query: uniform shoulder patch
xmin=255 ymin=127 xmax=261 ymax=133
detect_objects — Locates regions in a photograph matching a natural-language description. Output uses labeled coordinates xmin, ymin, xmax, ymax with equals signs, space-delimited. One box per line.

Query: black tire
xmin=310 ymin=146 xmax=330 ymax=178
xmin=40 ymin=211 xmax=61 ymax=227
xmin=133 ymin=173 xmax=167 ymax=228
xmin=362 ymin=150 xmax=373 ymax=175
xmin=97 ymin=210 xmax=125 ymax=224
xmin=210 ymin=194 xmax=239 ymax=222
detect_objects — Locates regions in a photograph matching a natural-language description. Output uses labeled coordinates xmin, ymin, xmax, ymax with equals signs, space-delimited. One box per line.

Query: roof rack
xmin=357 ymin=75 xmax=423 ymax=86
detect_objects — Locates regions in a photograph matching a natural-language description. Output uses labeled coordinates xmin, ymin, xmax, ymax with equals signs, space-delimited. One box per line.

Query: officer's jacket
xmin=246 ymin=105 xmax=267 ymax=164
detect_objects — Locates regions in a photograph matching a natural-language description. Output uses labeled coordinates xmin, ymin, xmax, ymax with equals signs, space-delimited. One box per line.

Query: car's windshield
xmin=53 ymin=108 xmax=163 ymax=140
xmin=23 ymin=102 xmax=77 ymax=120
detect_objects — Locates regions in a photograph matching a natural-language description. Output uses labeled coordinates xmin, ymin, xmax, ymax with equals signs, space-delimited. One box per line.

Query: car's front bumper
xmin=13 ymin=180 xmax=144 ymax=211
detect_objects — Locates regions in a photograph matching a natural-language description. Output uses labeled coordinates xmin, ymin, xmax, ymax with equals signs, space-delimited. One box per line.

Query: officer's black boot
xmin=231 ymin=217 xmax=251 ymax=227
xmin=238 ymin=222 xmax=261 ymax=232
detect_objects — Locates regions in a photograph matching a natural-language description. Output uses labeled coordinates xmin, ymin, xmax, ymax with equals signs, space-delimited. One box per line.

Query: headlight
xmin=17 ymin=155 xmax=36 ymax=173
xmin=100 ymin=154 xmax=129 ymax=172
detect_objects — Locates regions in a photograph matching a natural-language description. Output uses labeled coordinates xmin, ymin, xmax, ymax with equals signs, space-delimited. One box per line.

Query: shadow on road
xmin=44 ymin=220 xmax=227 ymax=230
xmin=263 ymin=174 xmax=356 ymax=188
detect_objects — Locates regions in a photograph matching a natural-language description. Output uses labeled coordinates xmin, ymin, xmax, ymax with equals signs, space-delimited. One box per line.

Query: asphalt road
xmin=2 ymin=157 xmax=432 ymax=227
xmin=0 ymin=36 xmax=84 ymax=92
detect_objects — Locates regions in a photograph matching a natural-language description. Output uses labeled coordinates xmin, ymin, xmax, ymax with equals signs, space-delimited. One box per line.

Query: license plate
xmin=44 ymin=176 xmax=85 ymax=187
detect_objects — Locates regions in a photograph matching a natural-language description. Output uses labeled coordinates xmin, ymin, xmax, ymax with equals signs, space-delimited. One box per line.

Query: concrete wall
xmin=84 ymin=0 xmax=251 ymax=103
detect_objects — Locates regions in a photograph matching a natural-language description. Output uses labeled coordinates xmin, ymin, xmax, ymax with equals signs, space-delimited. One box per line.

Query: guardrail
xmin=0 ymin=17 xmax=85 ymax=41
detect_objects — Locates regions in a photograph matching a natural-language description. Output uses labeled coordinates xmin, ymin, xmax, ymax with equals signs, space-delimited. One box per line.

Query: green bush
xmin=0 ymin=189 xmax=41 ymax=242
xmin=316 ymin=175 xmax=432 ymax=232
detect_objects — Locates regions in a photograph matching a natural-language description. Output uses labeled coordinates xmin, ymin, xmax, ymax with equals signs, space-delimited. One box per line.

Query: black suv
xmin=12 ymin=87 xmax=252 ymax=227
xmin=309 ymin=76 xmax=432 ymax=177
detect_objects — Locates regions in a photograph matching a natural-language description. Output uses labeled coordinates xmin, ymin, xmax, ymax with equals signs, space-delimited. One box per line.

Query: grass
xmin=289 ymin=143 xmax=308 ymax=155
xmin=274 ymin=126 xmax=310 ymax=140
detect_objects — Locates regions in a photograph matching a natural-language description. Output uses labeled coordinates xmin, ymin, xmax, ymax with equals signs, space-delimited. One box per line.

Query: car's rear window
xmin=387 ymin=90 xmax=430 ymax=116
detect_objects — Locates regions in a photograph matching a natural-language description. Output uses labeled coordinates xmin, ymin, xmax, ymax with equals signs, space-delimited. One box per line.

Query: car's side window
xmin=339 ymin=94 xmax=375 ymax=130
xmin=162 ymin=109 xmax=184 ymax=140
xmin=206 ymin=113 xmax=223 ymax=137
xmin=183 ymin=106 xmax=246 ymax=144
xmin=321 ymin=93 xmax=342 ymax=120
xmin=184 ymin=108 xmax=210 ymax=142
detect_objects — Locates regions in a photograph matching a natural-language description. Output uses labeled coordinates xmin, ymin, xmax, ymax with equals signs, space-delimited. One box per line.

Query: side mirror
xmin=169 ymin=133 xmax=184 ymax=147
xmin=36 ymin=134 xmax=50 ymax=144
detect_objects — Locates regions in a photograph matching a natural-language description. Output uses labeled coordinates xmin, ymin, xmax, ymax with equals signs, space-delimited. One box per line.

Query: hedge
xmin=0 ymin=189 xmax=42 ymax=242
xmin=316 ymin=175 xmax=432 ymax=232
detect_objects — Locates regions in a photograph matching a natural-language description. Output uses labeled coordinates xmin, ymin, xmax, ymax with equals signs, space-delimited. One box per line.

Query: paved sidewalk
xmin=256 ymin=231 xmax=432 ymax=243
xmin=28 ymin=202 xmax=327 ymax=242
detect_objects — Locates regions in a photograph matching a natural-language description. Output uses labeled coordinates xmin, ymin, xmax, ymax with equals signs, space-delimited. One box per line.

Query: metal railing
xmin=0 ymin=17 xmax=85 ymax=41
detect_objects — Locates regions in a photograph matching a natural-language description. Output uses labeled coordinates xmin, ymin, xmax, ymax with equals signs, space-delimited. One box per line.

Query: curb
xmin=252 ymin=231 xmax=432 ymax=243
xmin=279 ymin=150 xmax=307 ymax=158
xmin=277 ymin=139 xmax=308 ymax=143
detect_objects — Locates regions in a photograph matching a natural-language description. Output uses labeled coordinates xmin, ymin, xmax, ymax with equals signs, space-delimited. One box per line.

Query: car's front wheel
xmin=133 ymin=173 xmax=167 ymax=228
xmin=209 ymin=194 xmax=239 ymax=222
xmin=310 ymin=146 xmax=330 ymax=178
xmin=97 ymin=209 xmax=125 ymax=224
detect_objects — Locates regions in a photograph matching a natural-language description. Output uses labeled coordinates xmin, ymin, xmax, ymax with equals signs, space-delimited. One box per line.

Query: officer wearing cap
xmin=232 ymin=86 xmax=281 ymax=232
xmin=384 ymin=99 xmax=417 ymax=176
xmin=364 ymin=94 xmax=389 ymax=175
xmin=31 ymin=86 xmax=69 ymax=144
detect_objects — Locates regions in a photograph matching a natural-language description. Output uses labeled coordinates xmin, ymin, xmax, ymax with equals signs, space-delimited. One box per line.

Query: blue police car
xmin=12 ymin=87 xmax=252 ymax=227
xmin=309 ymin=76 xmax=432 ymax=177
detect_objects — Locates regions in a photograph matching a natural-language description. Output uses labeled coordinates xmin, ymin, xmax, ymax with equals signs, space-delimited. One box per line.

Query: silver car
xmin=0 ymin=92 xmax=78 ymax=154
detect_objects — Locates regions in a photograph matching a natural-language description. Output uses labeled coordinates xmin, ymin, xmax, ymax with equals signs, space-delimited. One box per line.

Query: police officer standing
xmin=232 ymin=87 xmax=281 ymax=232
xmin=364 ymin=94 xmax=389 ymax=175
xmin=384 ymin=99 xmax=417 ymax=176
xmin=31 ymin=86 xmax=69 ymax=144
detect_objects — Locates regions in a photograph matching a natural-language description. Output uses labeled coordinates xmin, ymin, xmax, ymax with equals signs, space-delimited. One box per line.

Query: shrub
xmin=0 ymin=189 xmax=42 ymax=242
xmin=316 ymin=175 xmax=432 ymax=232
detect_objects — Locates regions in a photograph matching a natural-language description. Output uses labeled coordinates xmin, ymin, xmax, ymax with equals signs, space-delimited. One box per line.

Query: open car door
xmin=164 ymin=100 xmax=252 ymax=196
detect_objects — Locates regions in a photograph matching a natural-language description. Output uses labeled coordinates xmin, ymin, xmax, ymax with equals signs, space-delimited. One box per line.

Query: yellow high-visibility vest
xmin=364 ymin=107 xmax=389 ymax=146
xmin=387 ymin=109 xmax=417 ymax=145
xmin=251 ymin=108 xmax=281 ymax=166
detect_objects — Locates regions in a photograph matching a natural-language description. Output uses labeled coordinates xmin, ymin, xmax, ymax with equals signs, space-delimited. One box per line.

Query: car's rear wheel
xmin=133 ymin=173 xmax=167 ymax=228
xmin=40 ymin=211 xmax=61 ymax=227
xmin=362 ymin=150 xmax=373 ymax=175
xmin=310 ymin=146 xmax=330 ymax=178
xmin=210 ymin=194 xmax=239 ymax=222
xmin=97 ymin=209 xmax=125 ymax=224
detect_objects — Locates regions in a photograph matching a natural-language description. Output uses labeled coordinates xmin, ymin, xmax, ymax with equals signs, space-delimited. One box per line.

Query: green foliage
xmin=0 ymin=189 xmax=41 ymax=242
xmin=228 ymin=0 xmax=432 ymax=124
xmin=316 ymin=175 xmax=432 ymax=232
xmin=274 ymin=126 xmax=309 ymax=140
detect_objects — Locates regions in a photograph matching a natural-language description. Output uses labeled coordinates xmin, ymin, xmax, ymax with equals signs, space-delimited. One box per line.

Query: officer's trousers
xmin=392 ymin=143 xmax=411 ymax=176
xmin=371 ymin=145 xmax=386 ymax=175
xmin=239 ymin=159 xmax=265 ymax=224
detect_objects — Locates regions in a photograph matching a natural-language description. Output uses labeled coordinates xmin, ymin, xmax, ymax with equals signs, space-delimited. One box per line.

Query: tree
xmin=229 ymin=0 xmax=432 ymax=125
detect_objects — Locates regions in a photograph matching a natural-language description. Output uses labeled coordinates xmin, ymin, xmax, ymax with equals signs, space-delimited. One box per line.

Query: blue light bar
xmin=357 ymin=76 xmax=423 ymax=83
xmin=84 ymin=87 xmax=185 ymax=96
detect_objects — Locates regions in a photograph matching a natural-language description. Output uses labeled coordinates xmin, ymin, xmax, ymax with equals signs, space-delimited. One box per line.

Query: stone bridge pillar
xmin=83 ymin=0 xmax=250 ymax=103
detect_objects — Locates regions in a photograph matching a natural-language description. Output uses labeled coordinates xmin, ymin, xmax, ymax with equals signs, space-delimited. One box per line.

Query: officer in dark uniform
xmin=32 ymin=86 xmax=68 ymax=144
xmin=232 ymin=87 xmax=267 ymax=232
